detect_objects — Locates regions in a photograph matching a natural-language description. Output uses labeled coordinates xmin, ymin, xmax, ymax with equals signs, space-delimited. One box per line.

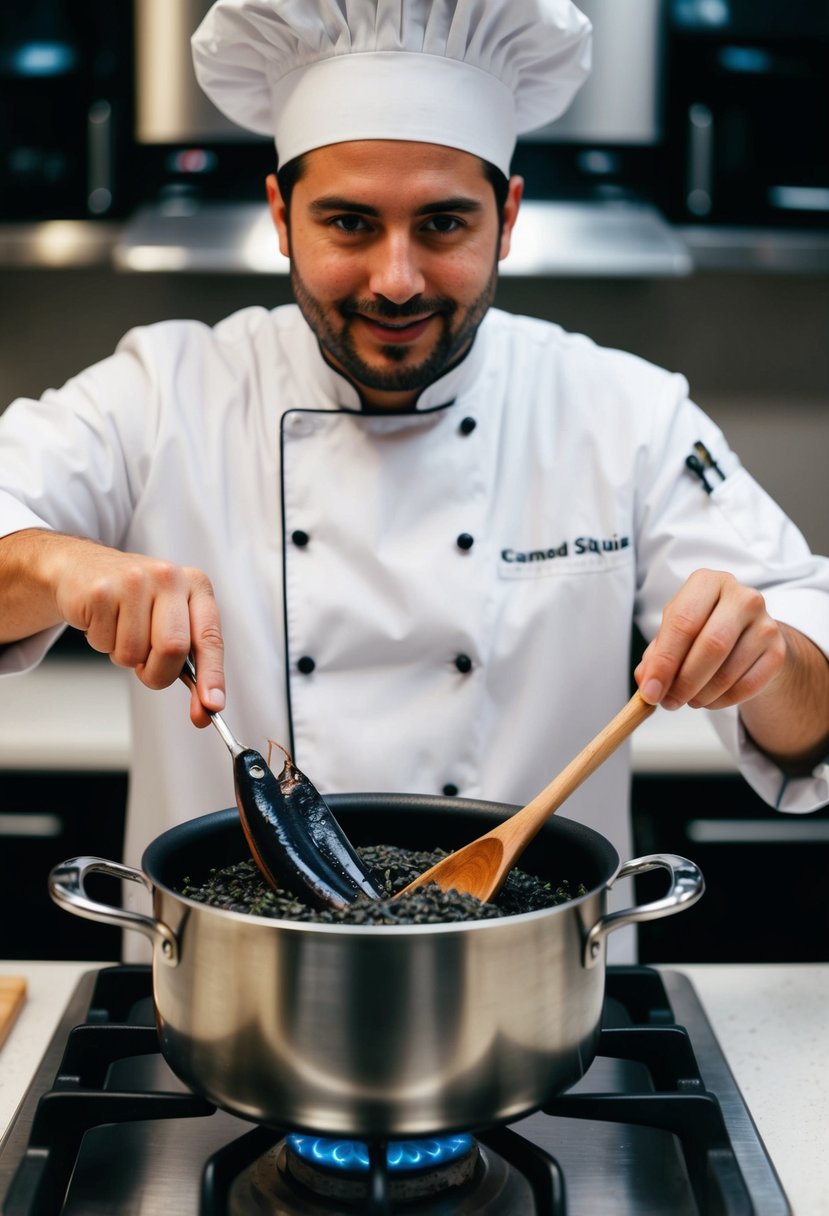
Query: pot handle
xmin=583 ymin=853 xmax=704 ymax=969
xmin=49 ymin=856 xmax=179 ymax=965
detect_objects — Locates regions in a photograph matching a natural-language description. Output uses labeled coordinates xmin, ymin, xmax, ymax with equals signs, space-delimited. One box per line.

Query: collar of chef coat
xmin=299 ymin=313 xmax=487 ymax=414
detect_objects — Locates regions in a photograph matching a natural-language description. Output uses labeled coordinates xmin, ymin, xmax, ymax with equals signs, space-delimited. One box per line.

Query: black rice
xmin=180 ymin=842 xmax=587 ymax=924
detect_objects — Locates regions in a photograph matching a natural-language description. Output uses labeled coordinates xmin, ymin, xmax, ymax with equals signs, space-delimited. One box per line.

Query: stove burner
xmin=225 ymin=1128 xmax=551 ymax=1214
xmin=286 ymin=1132 xmax=475 ymax=1174
xmin=283 ymin=1133 xmax=478 ymax=1203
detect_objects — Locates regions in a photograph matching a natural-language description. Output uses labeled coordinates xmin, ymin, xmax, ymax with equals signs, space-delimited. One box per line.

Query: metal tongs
xmin=180 ymin=656 xmax=380 ymax=909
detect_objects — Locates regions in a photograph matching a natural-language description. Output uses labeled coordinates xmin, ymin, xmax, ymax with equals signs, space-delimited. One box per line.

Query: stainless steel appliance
xmin=0 ymin=1 xmax=134 ymax=219
xmin=0 ymin=963 xmax=790 ymax=1214
xmin=132 ymin=0 xmax=274 ymax=205
xmin=121 ymin=0 xmax=692 ymax=275
xmin=662 ymin=0 xmax=829 ymax=225
xmin=514 ymin=0 xmax=666 ymax=206
xmin=131 ymin=0 xmax=667 ymax=205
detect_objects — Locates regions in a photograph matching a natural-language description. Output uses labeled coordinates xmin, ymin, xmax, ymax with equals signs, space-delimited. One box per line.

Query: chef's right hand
xmin=2 ymin=530 xmax=225 ymax=727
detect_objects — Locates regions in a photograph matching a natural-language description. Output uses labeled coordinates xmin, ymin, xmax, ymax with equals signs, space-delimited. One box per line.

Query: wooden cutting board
xmin=0 ymin=977 xmax=27 ymax=1049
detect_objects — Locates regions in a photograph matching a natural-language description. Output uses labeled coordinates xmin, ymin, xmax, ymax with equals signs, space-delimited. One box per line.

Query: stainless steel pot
xmin=49 ymin=793 xmax=703 ymax=1137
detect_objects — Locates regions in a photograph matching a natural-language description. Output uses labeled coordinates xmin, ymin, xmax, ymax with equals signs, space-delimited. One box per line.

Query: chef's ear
xmin=498 ymin=175 xmax=524 ymax=262
xmin=266 ymin=174 xmax=290 ymax=258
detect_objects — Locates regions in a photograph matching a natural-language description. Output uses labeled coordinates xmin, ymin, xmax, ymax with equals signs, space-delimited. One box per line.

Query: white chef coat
xmin=1 ymin=305 xmax=828 ymax=960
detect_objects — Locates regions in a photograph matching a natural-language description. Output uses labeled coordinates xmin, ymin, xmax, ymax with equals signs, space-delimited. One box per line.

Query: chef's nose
xmin=368 ymin=231 xmax=426 ymax=304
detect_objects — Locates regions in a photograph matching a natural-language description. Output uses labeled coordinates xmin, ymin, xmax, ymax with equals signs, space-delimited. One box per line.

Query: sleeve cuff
xmin=0 ymin=625 xmax=66 ymax=675
xmin=0 ymin=492 xmax=53 ymax=541
xmin=707 ymin=706 xmax=829 ymax=814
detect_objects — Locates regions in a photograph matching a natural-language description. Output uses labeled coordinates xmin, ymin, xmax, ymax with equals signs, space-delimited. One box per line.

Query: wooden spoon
xmin=397 ymin=691 xmax=656 ymax=904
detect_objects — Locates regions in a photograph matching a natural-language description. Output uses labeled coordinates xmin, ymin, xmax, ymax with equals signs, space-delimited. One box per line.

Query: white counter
xmin=677 ymin=963 xmax=829 ymax=1216
xmin=1 ymin=961 xmax=826 ymax=1214
xmin=0 ymin=657 xmax=737 ymax=774
xmin=0 ymin=659 xmax=132 ymax=772
xmin=0 ymin=962 xmax=108 ymax=1131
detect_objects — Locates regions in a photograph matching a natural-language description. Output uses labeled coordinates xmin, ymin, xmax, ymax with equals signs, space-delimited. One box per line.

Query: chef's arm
xmin=634 ymin=568 xmax=829 ymax=775
xmin=0 ymin=527 xmax=226 ymax=727
xmin=737 ymin=624 xmax=829 ymax=774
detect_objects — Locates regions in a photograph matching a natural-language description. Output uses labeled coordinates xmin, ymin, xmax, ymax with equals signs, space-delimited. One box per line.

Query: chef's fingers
xmin=81 ymin=555 xmax=158 ymax=661
xmin=185 ymin=572 xmax=225 ymax=728
xmin=51 ymin=544 xmax=221 ymax=713
xmin=636 ymin=570 xmax=773 ymax=708
xmin=129 ymin=566 xmax=223 ymax=726
xmin=690 ymin=646 xmax=782 ymax=710
xmin=635 ymin=570 xmax=723 ymax=705
xmin=681 ymin=601 xmax=786 ymax=709
xmin=130 ymin=562 xmax=194 ymax=689
xmin=667 ymin=582 xmax=781 ymax=709
xmin=82 ymin=602 xmax=120 ymax=656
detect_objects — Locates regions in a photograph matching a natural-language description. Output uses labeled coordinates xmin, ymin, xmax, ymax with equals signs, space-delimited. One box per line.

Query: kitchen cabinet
xmin=0 ymin=638 xmax=129 ymax=961
xmin=632 ymin=772 xmax=829 ymax=963
xmin=0 ymin=769 xmax=127 ymax=961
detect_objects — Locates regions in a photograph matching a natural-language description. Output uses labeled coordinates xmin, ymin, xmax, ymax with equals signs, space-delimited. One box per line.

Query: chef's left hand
xmin=634 ymin=569 xmax=785 ymax=712
xmin=635 ymin=569 xmax=829 ymax=773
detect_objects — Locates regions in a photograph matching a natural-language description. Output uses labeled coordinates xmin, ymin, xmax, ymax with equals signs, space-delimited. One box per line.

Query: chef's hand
xmin=0 ymin=529 xmax=224 ymax=727
xmin=635 ymin=568 xmax=829 ymax=773
xmin=635 ymin=569 xmax=785 ymax=712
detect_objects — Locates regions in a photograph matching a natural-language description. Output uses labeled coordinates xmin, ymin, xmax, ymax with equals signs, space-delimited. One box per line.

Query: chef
xmin=0 ymin=0 xmax=828 ymax=960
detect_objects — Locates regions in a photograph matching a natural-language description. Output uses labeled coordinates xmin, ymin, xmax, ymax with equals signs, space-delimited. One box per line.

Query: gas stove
xmin=0 ymin=965 xmax=789 ymax=1215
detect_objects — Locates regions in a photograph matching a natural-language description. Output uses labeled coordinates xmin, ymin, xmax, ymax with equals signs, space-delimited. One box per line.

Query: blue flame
xmin=287 ymin=1133 xmax=474 ymax=1174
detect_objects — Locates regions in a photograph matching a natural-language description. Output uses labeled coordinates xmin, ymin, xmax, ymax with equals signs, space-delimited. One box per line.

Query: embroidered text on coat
xmin=501 ymin=534 xmax=630 ymax=563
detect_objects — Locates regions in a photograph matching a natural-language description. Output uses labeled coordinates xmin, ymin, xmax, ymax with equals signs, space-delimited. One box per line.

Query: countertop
xmin=0 ymin=657 xmax=738 ymax=774
xmin=0 ymin=961 xmax=826 ymax=1214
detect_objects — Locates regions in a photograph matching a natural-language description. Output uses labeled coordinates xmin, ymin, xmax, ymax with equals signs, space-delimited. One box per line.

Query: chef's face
xmin=266 ymin=141 xmax=522 ymax=409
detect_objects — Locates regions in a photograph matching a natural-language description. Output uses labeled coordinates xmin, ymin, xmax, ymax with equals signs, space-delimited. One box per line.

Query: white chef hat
xmin=191 ymin=0 xmax=592 ymax=177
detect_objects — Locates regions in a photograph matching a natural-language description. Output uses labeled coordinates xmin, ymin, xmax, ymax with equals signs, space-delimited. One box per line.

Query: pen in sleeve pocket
xmin=685 ymin=440 xmax=727 ymax=494
xmin=693 ymin=440 xmax=726 ymax=482
xmin=685 ymin=453 xmax=714 ymax=493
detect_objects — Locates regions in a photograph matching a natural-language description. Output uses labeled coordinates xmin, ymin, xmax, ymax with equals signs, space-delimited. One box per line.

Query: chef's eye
xmin=331 ymin=214 xmax=371 ymax=233
xmin=422 ymin=215 xmax=463 ymax=233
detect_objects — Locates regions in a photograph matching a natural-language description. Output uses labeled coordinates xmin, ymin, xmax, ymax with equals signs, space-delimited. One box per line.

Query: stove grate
xmin=3 ymin=1020 xmax=214 ymax=1216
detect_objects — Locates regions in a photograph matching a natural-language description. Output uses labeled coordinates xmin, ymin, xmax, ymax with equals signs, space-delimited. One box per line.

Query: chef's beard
xmin=290 ymin=262 xmax=497 ymax=396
